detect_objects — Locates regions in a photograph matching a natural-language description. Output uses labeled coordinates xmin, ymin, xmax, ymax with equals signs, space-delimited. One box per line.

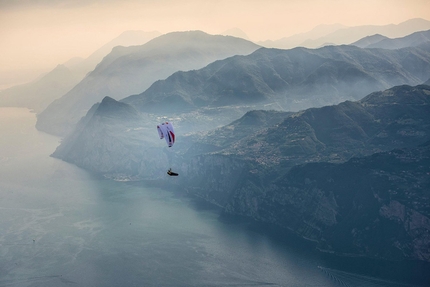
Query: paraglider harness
xmin=167 ymin=168 xmax=178 ymax=176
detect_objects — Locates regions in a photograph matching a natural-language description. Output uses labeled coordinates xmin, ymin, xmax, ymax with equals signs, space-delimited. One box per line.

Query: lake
xmin=0 ymin=107 xmax=426 ymax=287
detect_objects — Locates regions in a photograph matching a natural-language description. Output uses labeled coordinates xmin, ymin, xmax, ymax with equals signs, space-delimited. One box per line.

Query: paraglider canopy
xmin=157 ymin=122 xmax=175 ymax=147
xmin=157 ymin=122 xmax=179 ymax=176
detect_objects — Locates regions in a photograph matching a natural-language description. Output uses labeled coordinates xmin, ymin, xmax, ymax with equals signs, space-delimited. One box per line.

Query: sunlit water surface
xmin=0 ymin=108 xmax=427 ymax=287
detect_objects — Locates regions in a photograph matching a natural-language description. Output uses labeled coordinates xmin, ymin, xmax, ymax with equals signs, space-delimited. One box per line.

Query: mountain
xmin=260 ymin=18 xmax=430 ymax=49
xmin=36 ymin=31 xmax=260 ymax=136
xmin=353 ymin=30 xmax=430 ymax=49
xmin=123 ymin=43 xmax=430 ymax=114
xmin=0 ymin=64 xmax=80 ymax=113
xmin=350 ymin=34 xmax=389 ymax=48
xmin=51 ymin=96 xmax=159 ymax=178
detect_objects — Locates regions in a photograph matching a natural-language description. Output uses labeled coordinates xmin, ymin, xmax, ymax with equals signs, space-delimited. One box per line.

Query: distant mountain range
xmin=0 ymin=30 xmax=160 ymax=114
xmin=123 ymin=43 xmax=430 ymax=116
xmin=261 ymin=18 xmax=430 ymax=49
xmin=36 ymin=31 xmax=260 ymax=136
xmin=3 ymin=21 xmax=429 ymax=128
xmin=0 ymin=64 xmax=80 ymax=113
xmin=352 ymin=29 xmax=430 ymax=49
xmin=258 ymin=23 xmax=347 ymax=48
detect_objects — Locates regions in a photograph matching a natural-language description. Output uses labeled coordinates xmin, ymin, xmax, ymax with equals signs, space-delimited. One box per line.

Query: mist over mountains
xmin=0 ymin=65 xmax=80 ymax=113
xmin=0 ymin=30 xmax=160 ymax=114
xmin=36 ymin=31 xmax=260 ymax=136
xmin=76 ymin=30 xmax=162 ymax=74
xmin=123 ymin=42 xmax=430 ymax=115
xmin=3 ymin=22 xmax=429 ymax=124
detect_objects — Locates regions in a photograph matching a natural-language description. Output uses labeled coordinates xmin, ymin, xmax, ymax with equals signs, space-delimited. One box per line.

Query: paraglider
xmin=157 ymin=122 xmax=178 ymax=176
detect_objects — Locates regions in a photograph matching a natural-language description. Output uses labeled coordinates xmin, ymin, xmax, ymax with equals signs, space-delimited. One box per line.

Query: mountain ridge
xmin=123 ymin=44 xmax=430 ymax=115
xmin=260 ymin=18 xmax=430 ymax=49
xmin=352 ymin=29 xmax=430 ymax=49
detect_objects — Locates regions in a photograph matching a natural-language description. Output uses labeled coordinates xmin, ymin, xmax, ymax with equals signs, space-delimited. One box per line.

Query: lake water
xmin=0 ymin=107 xmax=427 ymax=287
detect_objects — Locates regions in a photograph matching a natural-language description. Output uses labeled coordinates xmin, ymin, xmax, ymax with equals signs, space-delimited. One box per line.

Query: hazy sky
xmin=1 ymin=0 xmax=430 ymax=88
